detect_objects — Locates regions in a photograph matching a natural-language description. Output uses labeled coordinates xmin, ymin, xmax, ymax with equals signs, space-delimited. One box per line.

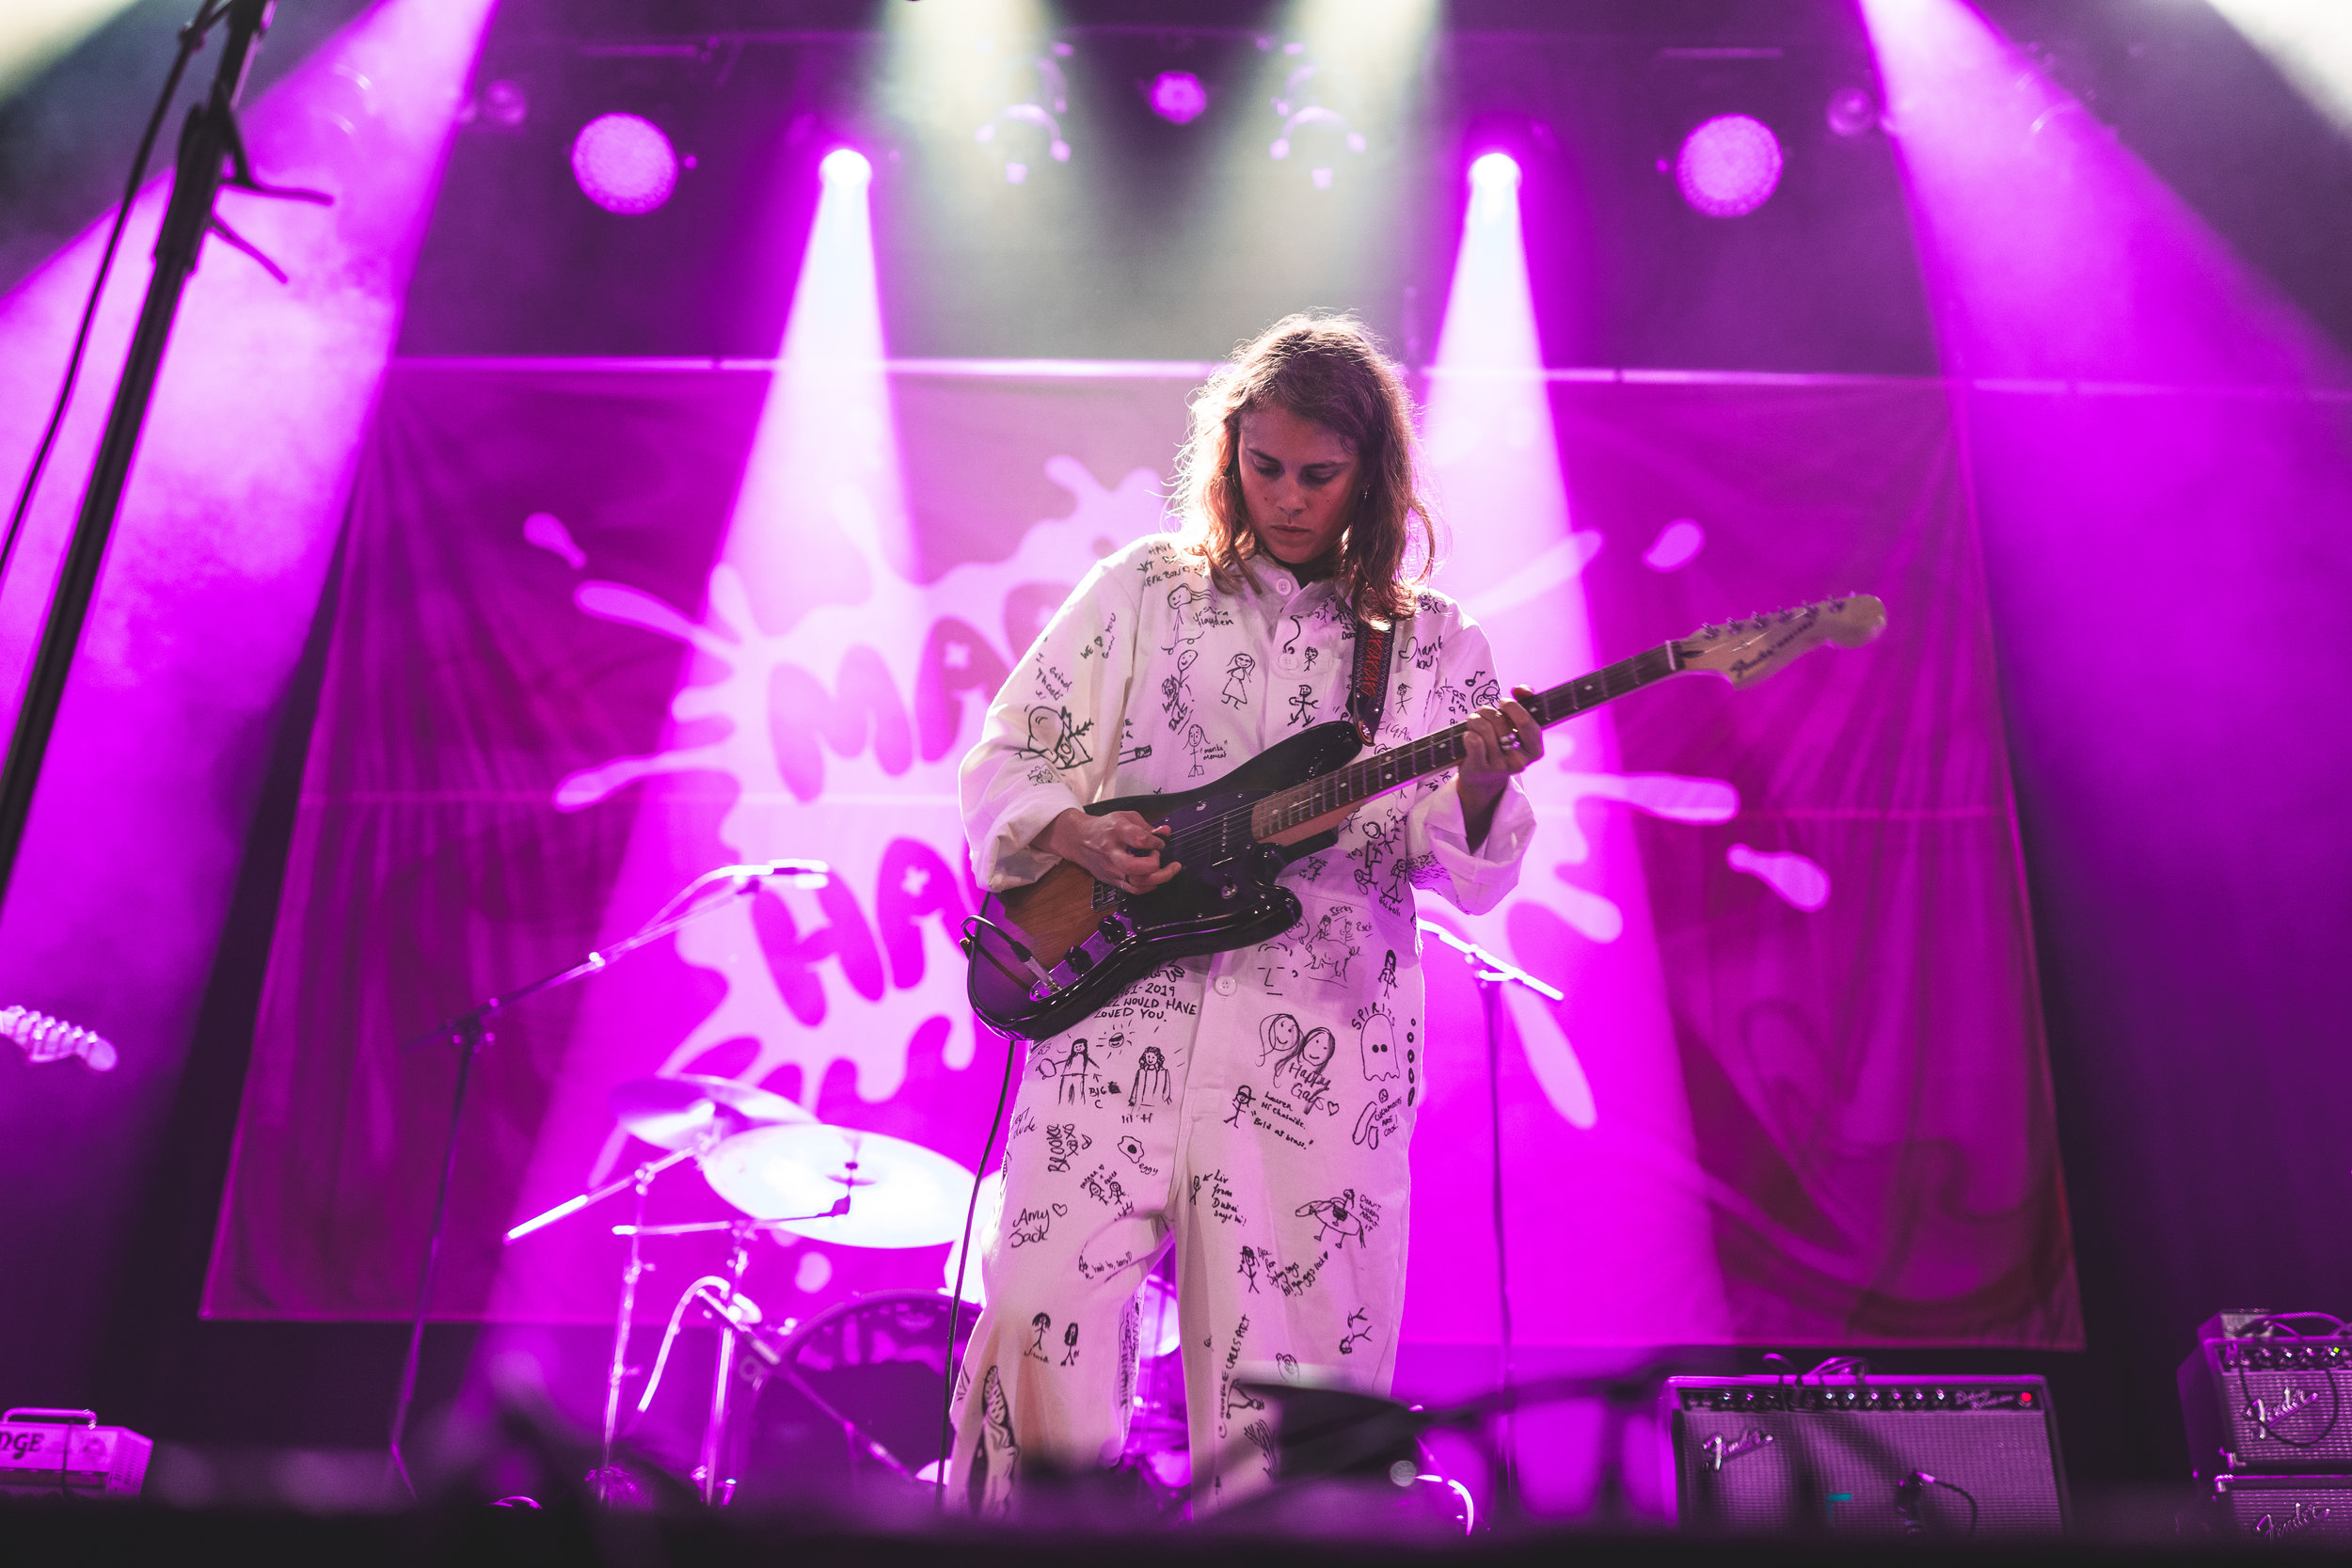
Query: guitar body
xmin=965 ymin=721 xmax=1363 ymax=1039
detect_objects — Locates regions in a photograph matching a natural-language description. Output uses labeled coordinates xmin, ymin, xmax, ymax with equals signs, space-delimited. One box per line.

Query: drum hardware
xmin=736 ymin=1290 xmax=980 ymax=1507
xmin=501 ymin=1065 xmax=973 ymax=1506
xmin=503 ymin=1071 xmax=814 ymax=1247
xmin=387 ymin=858 xmax=830 ymax=1496
xmin=620 ymin=1210 xmax=847 ymax=1506
xmin=504 ymin=1142 xmax=698 ymax=1247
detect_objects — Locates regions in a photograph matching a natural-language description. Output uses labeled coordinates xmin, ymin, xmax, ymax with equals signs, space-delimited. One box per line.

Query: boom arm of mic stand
xmin=399 ymin=867 xmax=787 ymax=1053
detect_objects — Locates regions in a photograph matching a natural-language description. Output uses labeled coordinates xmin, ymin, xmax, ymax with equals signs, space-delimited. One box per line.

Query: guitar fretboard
xmin=1250 ymin=641 xmax=1681 ymax=839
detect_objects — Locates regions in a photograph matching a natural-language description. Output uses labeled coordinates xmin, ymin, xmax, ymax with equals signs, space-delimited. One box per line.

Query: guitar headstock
xmin=1676 ymin=594 xmax=1886 ymax=689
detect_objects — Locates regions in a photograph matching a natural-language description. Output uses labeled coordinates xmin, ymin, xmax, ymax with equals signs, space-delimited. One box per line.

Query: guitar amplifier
xmin=0 ymin=1409 xmax=151 ymax=1497
xmin=2203 ymin=1475 xmax=2352 ymax=1544
xmin=2177 ymin=1310 xmax=2352 ymax=1480
xmin=1661 ymin=1375 xmax=2068 ymax=1538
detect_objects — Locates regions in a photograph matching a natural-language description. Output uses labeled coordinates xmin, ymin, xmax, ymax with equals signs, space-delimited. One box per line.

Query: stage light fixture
xmin=1148 ymin=71 xmax=1210 ymax=125
xmin=1676 ymin=113 xmax=1783 ymax=218
xmin=976 ymin=103 xmax=1070 ymax=183
xmin=571 ymin=112 xmax=679 ymax=214
xmin=1826 ymin=86 xmax=1879 ymax=137
xmin=1470 ymin=151 xmax=1521 ymax=189
xmin=972 ymin=43 xmax=1074 ymax=183
xmin=478 ymin=78 xmax=529 ymax=130
xmin=821 ymin=147 xmax=873 ymax=187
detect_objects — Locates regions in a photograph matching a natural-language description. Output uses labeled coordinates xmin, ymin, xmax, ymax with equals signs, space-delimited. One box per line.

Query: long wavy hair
xmin=1170 ymin=313 xmax=1441 ymax=626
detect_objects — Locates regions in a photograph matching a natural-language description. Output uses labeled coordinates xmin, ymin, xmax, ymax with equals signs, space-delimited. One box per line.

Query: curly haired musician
xmin=952 ymin=315 xmax=1544 ymax=1512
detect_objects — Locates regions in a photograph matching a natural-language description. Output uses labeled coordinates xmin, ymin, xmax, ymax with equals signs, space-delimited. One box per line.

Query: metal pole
xmin=1481 ymin=974 xmax=1518 ymax=1519
xmin=700 ymin=1225 xmax=753 ymax=1505
xmin=597 ymin=1164 xmax=656 ymax=1502
xmin=386 ymin=1020 xmax=484 ymax=1497
xmin=0 ymin=0 xmax=273 ymax=909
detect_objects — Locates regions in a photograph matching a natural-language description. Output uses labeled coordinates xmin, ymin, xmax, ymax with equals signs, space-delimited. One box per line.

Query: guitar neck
xmin=1252 ymin=641 xmax=1682 ymax=839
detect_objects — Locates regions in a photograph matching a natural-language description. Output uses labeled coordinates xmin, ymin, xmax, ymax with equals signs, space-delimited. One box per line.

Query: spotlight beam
xmin=0 ymin=0 xmax=281 ymax=909
xmin=1423 ymin=149 xmax=1736 ymax=1342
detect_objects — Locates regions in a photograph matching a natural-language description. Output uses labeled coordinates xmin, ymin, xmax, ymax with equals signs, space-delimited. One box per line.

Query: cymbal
xmin=699 ymin=1124 xmax=973 ymax=1249
xmin=609 ymin=1074 xmax=812 ymax=1150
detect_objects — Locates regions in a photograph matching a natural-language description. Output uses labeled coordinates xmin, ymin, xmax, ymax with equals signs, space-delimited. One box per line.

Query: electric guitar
xmin=962 ymin=594 xmax=1887 ymax=1038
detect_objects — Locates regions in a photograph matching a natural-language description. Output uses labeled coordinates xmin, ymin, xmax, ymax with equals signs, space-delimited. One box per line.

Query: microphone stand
xmin=383 ymin=861 xmax=828 ymax=1498
xmin=1416 ymin=917 xmax=1563 ymax=1527
xmin=0 ymin=0 xmax=330 ymax=908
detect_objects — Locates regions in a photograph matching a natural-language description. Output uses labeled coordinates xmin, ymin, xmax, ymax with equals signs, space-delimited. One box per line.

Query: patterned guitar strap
xmin=1347 ymin=616 xmax=1397 ymax=747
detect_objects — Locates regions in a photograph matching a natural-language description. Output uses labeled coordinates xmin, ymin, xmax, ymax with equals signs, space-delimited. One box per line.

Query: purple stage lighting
xmin=1148 ymin=71 xmax=1208 ymax=125
xmin=1469 ymin=150 xmax=1521 ymax=190
xmin=1676 ymin=113 xmax=1783 ymax=218
xmin=821 ymin=147 xmax=873 ymax=187
xmin=570 ymin=112 xmax=678 ymax=214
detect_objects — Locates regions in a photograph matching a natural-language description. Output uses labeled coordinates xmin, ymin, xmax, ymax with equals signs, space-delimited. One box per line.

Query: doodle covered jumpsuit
xmin=949 ymin=535 xmax=1534 ymax=1509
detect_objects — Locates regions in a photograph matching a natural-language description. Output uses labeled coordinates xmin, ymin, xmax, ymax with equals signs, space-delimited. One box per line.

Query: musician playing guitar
xmin=948 ymin=315 xmax=1543 ymax=1512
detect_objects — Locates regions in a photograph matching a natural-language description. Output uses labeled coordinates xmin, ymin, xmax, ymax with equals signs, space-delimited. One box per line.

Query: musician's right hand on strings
xmin=1037 ymin=808 xmax=1181 ymax=895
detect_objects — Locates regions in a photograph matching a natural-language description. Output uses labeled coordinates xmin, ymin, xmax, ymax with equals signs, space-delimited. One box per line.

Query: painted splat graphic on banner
xmin=548 ymin=456 xmax=1163 ymax=1188
xmin=536 ymin=455 xmax=1835 ymax=1197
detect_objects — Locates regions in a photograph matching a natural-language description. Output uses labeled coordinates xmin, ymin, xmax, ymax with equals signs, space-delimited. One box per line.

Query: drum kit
xmin=502 ymin=1072 xmax=977 ymax=1505
xmin=408 ymin=859 xmax=1204 ymax=1511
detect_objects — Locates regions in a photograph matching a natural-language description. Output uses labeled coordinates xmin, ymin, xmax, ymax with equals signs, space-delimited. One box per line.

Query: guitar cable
xmin=937 ymin=1012 xmax=1020 ymax=1510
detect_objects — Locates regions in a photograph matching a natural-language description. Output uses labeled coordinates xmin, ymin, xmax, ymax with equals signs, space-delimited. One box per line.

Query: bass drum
xmin=732 ymin=1290 xmax=975 ymax=1512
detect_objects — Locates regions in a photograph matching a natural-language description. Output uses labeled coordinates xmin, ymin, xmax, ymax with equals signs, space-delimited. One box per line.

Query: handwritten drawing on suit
xmin=947 ymin=536 xmax=1534 ymax=1510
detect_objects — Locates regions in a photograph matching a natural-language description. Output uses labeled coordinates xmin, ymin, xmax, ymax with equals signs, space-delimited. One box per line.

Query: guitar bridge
xmin=1031 ymin=909 xmax=1135 ymax=1003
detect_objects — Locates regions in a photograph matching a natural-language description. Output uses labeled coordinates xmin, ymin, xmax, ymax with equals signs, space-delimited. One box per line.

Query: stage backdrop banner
xmin=204 ymin=362 xmax=2078 ymax=1348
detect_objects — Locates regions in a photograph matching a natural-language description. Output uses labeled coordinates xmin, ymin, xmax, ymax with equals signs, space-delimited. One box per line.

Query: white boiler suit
xmin=949 ymin=535 xmax=1534 ymax=1511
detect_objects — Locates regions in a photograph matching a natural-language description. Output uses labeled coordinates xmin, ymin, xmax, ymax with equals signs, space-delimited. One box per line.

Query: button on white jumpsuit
xmin=950 ymin=536 xmax=1534 ymax=1511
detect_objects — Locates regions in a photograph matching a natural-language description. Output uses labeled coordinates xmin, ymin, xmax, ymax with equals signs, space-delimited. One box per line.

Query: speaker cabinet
xmin=2204 ymin=1475 xmax=2352 ymax=1544
xmin=1662 ymin=1375 xmax=2068 ymax=1539
xmin=2178 ymin=1319 xmax=2352 ymax=1481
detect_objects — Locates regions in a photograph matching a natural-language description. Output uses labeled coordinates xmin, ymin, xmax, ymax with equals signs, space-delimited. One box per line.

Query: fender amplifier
xmin=2177 ymin=1310 xmax=2352 ymax=1480
xmin=1662 ymin=1375 xmax=2068 ymax=1539
xmin=2204 ymin=1475 xmax=2352 ymax=1544
xmin=0 ymin=1408 xmax=151 ymax=1497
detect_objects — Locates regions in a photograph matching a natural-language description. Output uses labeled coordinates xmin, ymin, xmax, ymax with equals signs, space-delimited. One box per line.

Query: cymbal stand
xmin=618 ymin=1202 xmax=849 ymax=1506
xmin=596 ymin=1154 xmax=671 ymax=1502
xmin=699 ymin=1223 xmax=756 ymax=1506
xmin=1416 ymin=918 xmax=1563 ymax=1526
xmin=385 ymin=860 xmax=827 ymax=1497
xmin=503 ymin=1139 xmax=703 ymax=1504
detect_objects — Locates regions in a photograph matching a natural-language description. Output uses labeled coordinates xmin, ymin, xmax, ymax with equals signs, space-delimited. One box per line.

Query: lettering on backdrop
xmin=554 ymin=458 xmax=1167 ymax=1183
